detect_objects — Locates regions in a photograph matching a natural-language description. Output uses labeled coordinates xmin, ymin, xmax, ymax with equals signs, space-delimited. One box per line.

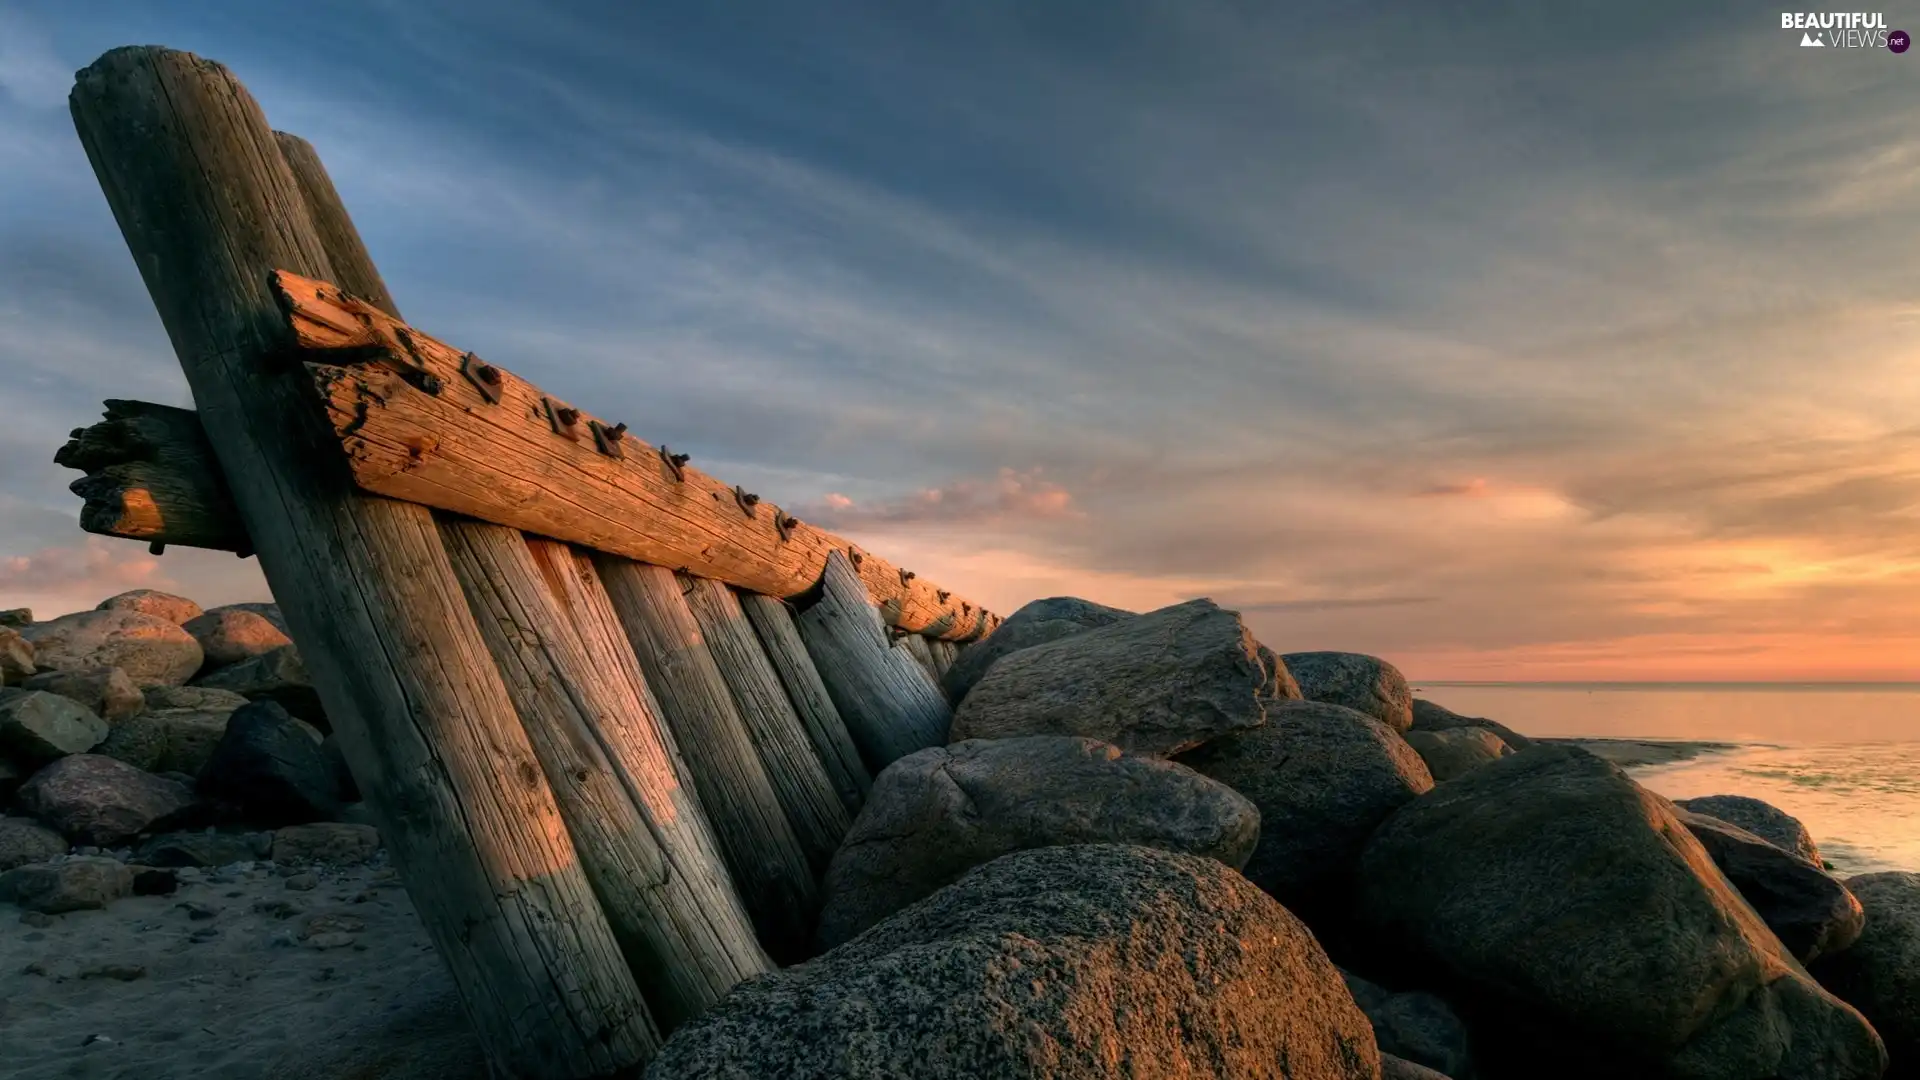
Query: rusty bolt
xmin=608 ymin=422 xmax=628 ymax=441
xmin=556 ymin=407 xmax=581 ymax=427
xmin=476 ymin=363 xmax=501 ymax=385
xmin=937 ymin=589 xmax=951 ymax=603
xmin=899 ymin=569 xmax=916 ymax=586
xmin=741 ymin=491 xmax=759 ymax=507
xmin=669 ymin=452 xmax=690 ymax=467
xmin=849 ymin=548 xmax=865 ymax=567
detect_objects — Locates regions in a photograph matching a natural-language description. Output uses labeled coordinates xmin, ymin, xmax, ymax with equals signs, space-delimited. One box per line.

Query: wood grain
xmin=56 ymin=399 xmax=250 ymax=553
xmin=70 ymin=47 xmax=658 ymax=1076
xmin=738 ymin=591 xmax=869 ymax=814
xmin=795 ymin=551 xmax=955 ymax=772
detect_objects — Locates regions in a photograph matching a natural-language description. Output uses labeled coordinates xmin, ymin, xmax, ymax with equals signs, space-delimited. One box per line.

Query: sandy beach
xmin=3 ymin=854 xmax=483 ymax=1080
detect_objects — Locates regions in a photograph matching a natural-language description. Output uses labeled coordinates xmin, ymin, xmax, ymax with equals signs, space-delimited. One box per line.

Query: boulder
xmin=20 ymin=666 xmax=144 ymax=722
xmin=181 ymin=607 xmax=293 ymax=671
xmin=1256 ymin=642 xmax=1305 ymax=701
xmin=1383 ymin=1056 xmax=1454 ymax=1080
xmin=271 ymin=822 xmax=382 ymax=865
xmin=1811 ymin=871 xmax=1920 ymax=1075
xmin=1403 ymin=727 xmax=1511 ymax=782
xmin=143 ymin=684 xmax=251 ymax=711
xmin=1409 ymin=699 xmax=1534 ymax=750
xmin=0 ymin=817 xmax=68 ymax=870
xmin=1283 ymin=652 xmax=1414 ymax=731
xmin=1355 ymin=744 xmax=1885 ymax=1080
xmin=816 ymin=736 xmax=1260 ymax=949
xmin=648 ymin=844 xmax=1381 ymax=1080
xmin=1673 ymin=805 xmax=1862 ymax=963
xmin=16 ymin=754 xmax=197 ymax=846
xmin=1177 ymin=699 xmax=1432 ymax=917
xmin=1676 ymin=794 xmax=1821 ymax=866
xmin=0 ymin=757 xmax=22 ymax=802
xmin=0 ymin=855 xmax=135 ymax=913
xmin=215 ymin=601 xmax=288 ymax=635
xmin=0 ymin=689 xmax=109 ymax=763
xmin=0 ymin=626 xmax=33 ymax=685
xmin=136 ymin=829 xmax=271 ymax=868
xmin=320 ymin=734 xmax=360 ymax=802
xmin=193 ymin=644 xmax=326 ymax=728
xmin=0 ymin=607 xmax=31 ymax=628
xmin=939 ymin=596 xmax=1135 ymax=703
xmin=1342 ymin=970 xmax=1475 ymax=1079
xmin=98 ymin=705 xmax=234 ymax=776
xmin=948 ymin=599 xmax=1268 ymax=757
xmin=20 ymin=609 xmax=203 ymax=687
xmin=198 ymin=701 xmax=342 ymax=825
xmin=97 ymin=588 xmax=203 ymax=625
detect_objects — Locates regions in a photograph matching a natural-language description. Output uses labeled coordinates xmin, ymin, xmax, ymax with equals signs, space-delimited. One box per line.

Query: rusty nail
xmin=589 ymin=420 xmax=627 ymax=459
xmin=412 ymin=371 xmax=443 ymax=396
xmin=961 ymin=602 xmax=971 ymax=615
xmin=734 ymin=486 xmax=760 ymax=518
xmin=477 ymin=363 xmax=500 ymax=385
xmin=899 ymin=569 xmax=916 ymax=586
xmin=608 ymin=422 xmax=627 ymax=441
xmin=848 ymin=548 xmax=864 ymax=567
xmin=659 ymin=445 xmax=688 ymax=481
xmin=937 ymin=589 xmax=951 ymax=603
xmin=557 ymin=407 xmax=580 ymax=427
xmin=774 ymin=512 xmax=798 ymax=542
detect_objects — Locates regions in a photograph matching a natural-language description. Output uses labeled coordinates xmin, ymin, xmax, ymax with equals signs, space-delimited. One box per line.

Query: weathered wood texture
xmin=71 ymin=46 xmax=655 ymax=1077
xmin=272 ymin=271 xmax=999 ymax=641
xmin=55 ymin=399 xmax=250 ymax=553
xmin=795 ymin=551 xmax=955 ymax=772
xmin=278 ymin=117 xmax=768 ymax=1036
xmin=927 ymin=637 xmax=959 ymax=681
xmin=898 ymin=630 xmax=941 ymax=684
xmin=680 ymin=573 xmax=851 ymax=873
xmin=594 ymin=557 xmax=821 ymax=964
xmin=444 ymin=524 xmax=771 ymax=1031
xmin=738 ymin=592 xmax=870 ymax=813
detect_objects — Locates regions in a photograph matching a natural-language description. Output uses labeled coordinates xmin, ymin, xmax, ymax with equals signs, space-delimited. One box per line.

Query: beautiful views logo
xmin=1781 ymin=11 xmax=1908 ymax=48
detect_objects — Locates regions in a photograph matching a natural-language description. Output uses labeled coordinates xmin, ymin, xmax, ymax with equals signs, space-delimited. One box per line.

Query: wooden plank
xmin=71 ymin=47 xmax=657 ymax=1077
xmin=56 ymin=400 xmax=250 ymax=553
xmin=926 ymin=637 xmax=959 ymax=681
xmin=444 ymin=523 xmax=771 ymax=1031
xmin=680 ymin=573 xmax=851 ymax=874
xmin=594 ymin=557 xmax=821 ymax=964
xmin=897 ymin=630 xmax=940 ymax=684
xmin=270 ymin=271 xmax=999 ymax=642
xmin=794 ymin=550 xmax=954 ymax=772
xmin=738 ymin=592 xmax=870 ymax=814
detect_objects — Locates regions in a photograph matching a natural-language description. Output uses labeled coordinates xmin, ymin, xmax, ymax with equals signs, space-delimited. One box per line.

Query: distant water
xmin=1417 ymin=682 xmax=1920 ymax=876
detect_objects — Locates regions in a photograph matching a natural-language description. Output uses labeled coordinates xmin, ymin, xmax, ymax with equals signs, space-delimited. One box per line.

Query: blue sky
xmin=3 ymin=1 xmax=1918 ymax=678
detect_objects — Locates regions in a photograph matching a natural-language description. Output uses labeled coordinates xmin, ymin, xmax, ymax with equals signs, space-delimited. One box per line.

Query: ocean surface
xmin=1416 ymin=682 xmax=1920 ymax=876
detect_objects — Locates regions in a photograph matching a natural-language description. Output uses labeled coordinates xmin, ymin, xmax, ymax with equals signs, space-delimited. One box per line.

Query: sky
xmin=2 ymin=1 xmax=1918 ymax=681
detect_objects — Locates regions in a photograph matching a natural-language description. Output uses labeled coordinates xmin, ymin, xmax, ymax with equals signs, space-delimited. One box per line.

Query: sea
xmin=1414 ymin=682 xmax=1920 ymax=877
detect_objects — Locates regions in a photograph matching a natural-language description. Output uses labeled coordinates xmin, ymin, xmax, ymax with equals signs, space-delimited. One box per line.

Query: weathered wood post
xmin=273 ymin=125 xmax=773 ymax=1032
xmin=595 ymin=558 xmax=821 ymax=963
xmin=897 ymin=630 xmax=941 ymax=683
xmin=796 ymin=550 xmax=954 ymax=771
xmin=738 ymin=591 xmax=870 ymax=813
xmin=680 ymin=573 xmax=852 ymax=872
xmin=925 ymin=636 xmax=960 ymax=682
xmin=70 ymin=47 xmax=656 ymax=1076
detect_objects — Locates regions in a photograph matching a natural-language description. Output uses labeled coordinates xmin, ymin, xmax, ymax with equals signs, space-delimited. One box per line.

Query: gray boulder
xmin=1810 ymin=871 xmax=1920 ymax=1076
xmin=1383 ymin=1056 xmax=1454 ymax=1080
xmin=1403 ymin=727 xmax=1511 ymax=782
xmin=0 ymin=855 xmax=134 ymax=913
xmin=647 ymin=844 xmax=1381 ymax=1080
xmin=182 ymin=607 xmax=292 ymax=671
xmin=136 ymin=829 xmax=271 ymax=868
xmin=143 ymin=684 xmax=251 ymax=711
xmin=816 ymin=736 xmax=1260 ymax=949
xmin=949 ymin=598 xmax=1268 ymax=757
xmin=98 ymin=703 xmax=237 ymax=776
xmin=1673 ymin=805 xmax=1862 ymax=963
xmin=0 ymin=607 xmax=30 ymax=628
xmin=939 ymin=596 xmax=1135 ymax=703
xmin=1177 ymin=699 xmax=1432 ymax=915
xmin=1256 ymin=643 xmax=1306 ymax=701
xmin=1409 ymin=699 xmax=1533 ymax=750
xmin=0 ymin=689 xmax=109 ymax=763
xmin=0 ymin=626 xmax=32 ymax=685
xmin=97 ymin=588 xmax=202 ymax=625
xmin=1677 ymin=794 xmax=1821 ymax=866
xmin=194 ymin=644 xmax=326 ymax=727
xmin=20 ymin=665 xmax=144 ymax=722
xmin=272 ymin=822 xmax=382 ymax=865
xmin=1356 ymin=745 xmax=1885 ymax=1080
xmin=198 ymin=700 xmax=342 ymax=824
xmin=1284 ymin=652 xmax=1414 ymax=731
xmin=21 ymin=608 xmax=203 ymax=687
xmin=216 ymin=601 xmax=288 ymax=634
xmin=0 ymin=817 xmax=68 ymax=870
xmin=17 ymin=753 xmax=197 ymax=846
xmin=1342 ymin=969 xmax=1475 ymax=1079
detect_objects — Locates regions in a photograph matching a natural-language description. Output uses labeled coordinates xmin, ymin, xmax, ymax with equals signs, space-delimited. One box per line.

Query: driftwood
xmin=595 ymin=558 xmax=821 ymax=963
xmin=795 ymin=551 xmax=955 ymax=772
xmin=71 ymin=46 xmax=656 ymax=1076
xmin=738 ymin=592 xmax=870 ymax=813
xmin=680 ymin=573 xmax=852 ymax=873
xmin=898 ymin=630 xmax=941 ymax=684
xmin=927 ymin=637 xmax=959 ymax=681
xmin=55 ymin=400 xmax=250 ymax=554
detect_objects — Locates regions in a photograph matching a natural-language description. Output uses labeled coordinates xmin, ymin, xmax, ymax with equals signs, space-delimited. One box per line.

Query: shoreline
xmin=1541 ymin=737 xmax=1749 ymax=769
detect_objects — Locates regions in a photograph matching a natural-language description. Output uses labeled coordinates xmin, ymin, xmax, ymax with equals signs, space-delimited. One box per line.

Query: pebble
xmin=302 ymin=912 xmax=366 ymax=938
xmin=254 ymin=898 xmax=304 ymax=919
xmin=189 ymin=927 xmax=220 ymax=943
xmin=79 ymin=963 xmax=146 ymax=982
xmin=177 ymin=901 xmax=219 ymax=921
xmin=19 ymin=911 xmax=54 ymax=928
xmin=285 ymin=872 xmax=318 ymax=891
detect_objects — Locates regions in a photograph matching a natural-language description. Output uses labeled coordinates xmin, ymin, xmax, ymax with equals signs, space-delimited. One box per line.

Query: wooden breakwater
xmin=61 ymin=45 xmax=1000 ymax=1079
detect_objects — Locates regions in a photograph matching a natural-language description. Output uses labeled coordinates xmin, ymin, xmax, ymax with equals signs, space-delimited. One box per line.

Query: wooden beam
xmin=56 ymin=400 xmax=250 ymax=554
xmin=270 ymin=270 xmax=998 ymax=642
xmin=926 ymin=637 xmax=959 ymax=682
xmin=71 ymin=46 xmax=655 ymax=1078
xmin=594 ymin=557 xmax=821 ymax=964
xmin=795 ymin=550 xmax=954 ymax=772
xmin=738 ymin=592 xmax=870 ymax=814
xmin=680 ymin=573 xmax=852 ymax=874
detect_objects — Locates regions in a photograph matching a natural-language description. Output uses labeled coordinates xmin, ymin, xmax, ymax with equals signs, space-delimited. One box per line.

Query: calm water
xmin=1417 ymin=683 xmax=1920 ymax=876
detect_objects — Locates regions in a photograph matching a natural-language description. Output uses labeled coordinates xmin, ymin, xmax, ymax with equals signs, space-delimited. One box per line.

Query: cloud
xmin=800 ymin=468 xmax=1079 ymax=529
